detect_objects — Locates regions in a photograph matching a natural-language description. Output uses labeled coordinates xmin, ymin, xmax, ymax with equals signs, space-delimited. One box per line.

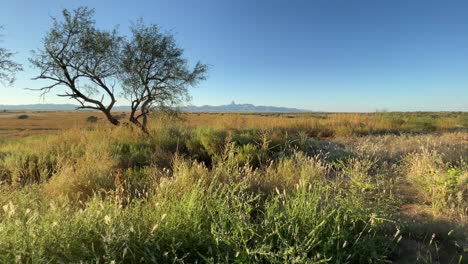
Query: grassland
xmin=0 ymin=111 xmax=466 ymax=263
xmin=1 ymin=110 xmax=467 ymax=137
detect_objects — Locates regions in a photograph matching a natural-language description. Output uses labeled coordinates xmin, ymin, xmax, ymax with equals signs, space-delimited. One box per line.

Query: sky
xmin=0 ymin=0 xmax=467 ymax=112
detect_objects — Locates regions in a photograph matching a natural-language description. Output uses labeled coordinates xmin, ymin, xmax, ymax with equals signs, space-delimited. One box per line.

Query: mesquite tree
xmin=31 ymin=7 xmax=207 ymax=131
xmin=120 ymin=21 xmax=207 ymax=133
xmin=30 ymin=7 xmax=122 ymax=125
xmin=0 ymin=26 xmax=22 ymax=85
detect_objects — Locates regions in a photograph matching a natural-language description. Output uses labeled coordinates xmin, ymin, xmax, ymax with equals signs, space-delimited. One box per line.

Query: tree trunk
xmin=103 ymin=109 xmax=120 ymax=126
xmin=129 ymin=116 xmax=149 ymax=135
xmin=141 ymin=114 xmax=148 ymax=134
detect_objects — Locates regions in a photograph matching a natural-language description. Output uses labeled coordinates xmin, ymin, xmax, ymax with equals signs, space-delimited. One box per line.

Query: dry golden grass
xmin=0 ymin=111 xmax=466 ymax=138
xmin=0 ymin=111 xmax=115 ymax=137
xmin=0 ymin=112 xmax=466 ymax=262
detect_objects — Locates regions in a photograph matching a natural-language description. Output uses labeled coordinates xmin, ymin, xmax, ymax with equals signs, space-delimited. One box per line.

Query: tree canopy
xmin=0 ymin=26 xmax=22 ymax=85
xmin=30 ymin=7 xmax=207 ymax=130
xmin=120 ymin=21 xmax=207 ymax=132
xmin=30 ymin=7 xmax=122 ymax=125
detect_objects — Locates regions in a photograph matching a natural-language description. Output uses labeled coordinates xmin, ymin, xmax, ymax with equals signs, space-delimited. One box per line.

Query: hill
xmin=0 ymin=102 xmax=313 ymax=112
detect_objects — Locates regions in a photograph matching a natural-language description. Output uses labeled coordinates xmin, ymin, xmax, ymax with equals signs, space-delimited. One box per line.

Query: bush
xmin=112 ymin=141 xmax=154 ymax=168
xmin=405 ymin=149 xmax=468 ymax=217
xmin=17 ymin=114 xmax=29 ymax=119
xmin=86 ymin=116 xmax=99 ymax=123
xmin=1 ymin=152 xmax=57 ymax=186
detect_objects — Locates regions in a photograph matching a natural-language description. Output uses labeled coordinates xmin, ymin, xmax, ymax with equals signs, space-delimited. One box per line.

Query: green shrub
xmin=86 ymin=116 xmax=98 ymax=123
xmin=186 ymin=127 xmax=228 ymax=165
xmin=17 ymin=114 xmax=29 ymax=119
xmin=112 ymin=141 xmax=154 ymax=168
xmin=233 ymin=143 xmax=263 ymax=167
xmin=406 ymin=150 xmax=468 ymax=216
xmin=1 ymin=152 xmax=57 ymax=185
xmin=197 ymin=127 xmax=228 ymax=156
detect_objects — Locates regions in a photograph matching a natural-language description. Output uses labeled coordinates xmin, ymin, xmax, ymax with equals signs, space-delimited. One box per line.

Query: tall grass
xmin=0 ymin=119 xmax=466 ymax=263
xmin=0 ymin=153 xmax=398 ymax=263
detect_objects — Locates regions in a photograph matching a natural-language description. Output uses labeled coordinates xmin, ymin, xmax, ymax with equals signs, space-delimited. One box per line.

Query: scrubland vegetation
xmin=0 ymin=112 xmax=466 ymax=263
xmin=1 ymin=4 xmax=466 ymax=263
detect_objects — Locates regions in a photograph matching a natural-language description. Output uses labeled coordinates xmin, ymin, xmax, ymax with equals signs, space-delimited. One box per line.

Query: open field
xmin=1 ymin=110 xmax=467 ymax=137
xmin=2 ymin=0 xmax=468 ymax=262
xmin=0 ymin=111 xmax=117 ymax=137
xmin=0 ymin=111 xmax=467 ymax=263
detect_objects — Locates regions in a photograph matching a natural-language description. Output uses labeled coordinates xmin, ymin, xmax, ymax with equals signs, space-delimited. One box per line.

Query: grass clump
xmin=86 ymin=115 xmax=99 ymax=123
xmin=405 ymin=149 xmax=467 ymax=219
xmin=16 ymin=114 xmax=29 ymax=119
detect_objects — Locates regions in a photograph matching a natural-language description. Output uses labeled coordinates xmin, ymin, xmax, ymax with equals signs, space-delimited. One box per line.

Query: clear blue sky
xmin=1 ymin=0 xmax=467 ymax=111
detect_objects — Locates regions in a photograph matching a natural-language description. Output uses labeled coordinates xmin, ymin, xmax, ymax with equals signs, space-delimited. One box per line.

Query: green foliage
xmin=0 ymin=26 xmax=23 ymax=85
xmin=120 ymin=20 xmax=207 ymax=131
xmin=30 ymin=7 xmax=208 ymax=131
xmin=17 ymin=114 xmax=29 ymax=119
xmin=196 ymin=127 xmax=228 ymax=156
xmin=112 ymin=141 xmax=154 ymax=168
xmin=30 ymin=7 xmax=123 ymax=126
xmin=405 ymin=150 xmax=468 ymax=215
xmin=1 ymin=152 xmax=56 ymax=185
xmin=0 ymin=156 xmax=397 ymax=263
xmin=457 ymin=114 xmax=468 ymax=127
xmin=186 ymin=127 xmax=228 ymax=165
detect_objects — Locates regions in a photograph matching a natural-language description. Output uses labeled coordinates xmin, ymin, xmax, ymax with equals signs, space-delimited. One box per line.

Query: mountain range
xmin=0 ymin=103 xmax=312 ymax=113
xmin=183 ymin=102 xmax=311 ymax=112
